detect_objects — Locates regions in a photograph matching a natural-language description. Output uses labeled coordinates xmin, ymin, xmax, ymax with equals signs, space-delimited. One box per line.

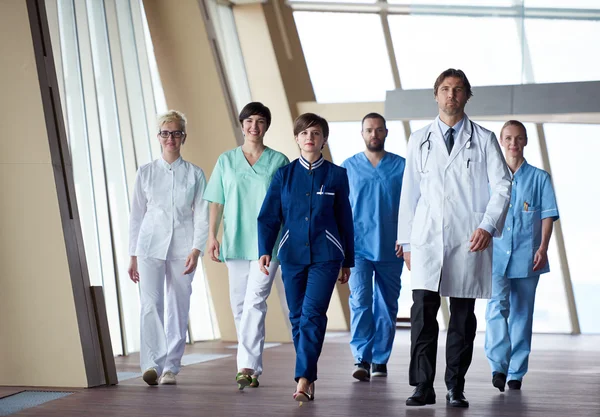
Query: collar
xmin=438 ymin=116 xmax=465 ymax=138
xmin=299 ymin=154 xmax=325 ymax=170
xmin=161 ymin=156 xmax=184 ymax=171
xmin=511 ymin=159 xmax=529 ymax=179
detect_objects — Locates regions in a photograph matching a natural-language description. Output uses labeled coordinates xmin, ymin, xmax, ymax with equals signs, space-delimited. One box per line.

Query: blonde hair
xmin=500 ymin=120 xmax=527 ymax=140
xmin=157 ymin=110 xmax=187 ymax=132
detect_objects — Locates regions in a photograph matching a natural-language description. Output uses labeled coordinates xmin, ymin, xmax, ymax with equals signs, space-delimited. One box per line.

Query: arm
xmin=183 ymin=169 xmax=210 ymax=274
xmin=192 ymin=170 xmax=209 ymax=255
xmin=336 ymin=169 xmax=355 ymax=269
xmin=204 ymin=158 xmax=225 ymax=262
xmin=207 ymin=203 xmax=224 ymax=262
xmin=128 ymin=168 xmax=147 ymax=283
xmin=397 ymin=133 xmax=422 ymax=253
xmin=533 ymin=173 xmax=560 ymax=271
xmin=533 ymin=218 xmax=554 ymax=271
xmin=257 ymin=168 xmax=284 ymax=258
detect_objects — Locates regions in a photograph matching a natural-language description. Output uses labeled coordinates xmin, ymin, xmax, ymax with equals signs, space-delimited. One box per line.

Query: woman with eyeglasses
xmin=204 ymin=102 xmax=290 ymax=389
xmin=128 ymin=110 xmax=209 ymax=386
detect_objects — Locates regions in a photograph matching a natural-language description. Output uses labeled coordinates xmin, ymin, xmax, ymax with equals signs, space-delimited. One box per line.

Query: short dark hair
xmin=361 ymin=112 xmax=387 ymax=129
xmin=433 ymin=68 xmax=473 ymax=99
xmin=293 ymin=113 xmax=329 ymax=139
xmin=238 ymin=102 xmax=271 ymax=129
xmin=500 ymin=120 xmax=528 ymax=140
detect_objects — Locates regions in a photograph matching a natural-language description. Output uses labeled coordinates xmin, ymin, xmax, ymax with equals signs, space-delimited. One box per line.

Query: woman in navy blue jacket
xmin=258 ymin=113 xmax=354 ymax=402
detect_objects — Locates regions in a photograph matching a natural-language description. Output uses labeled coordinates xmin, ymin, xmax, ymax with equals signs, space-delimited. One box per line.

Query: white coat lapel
xmin=429 ymin=117 xmax=448 ymax=160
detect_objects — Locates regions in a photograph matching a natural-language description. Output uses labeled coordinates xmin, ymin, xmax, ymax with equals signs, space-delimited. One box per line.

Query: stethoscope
xmin=419 ymin=121 xmax=473 ymax=173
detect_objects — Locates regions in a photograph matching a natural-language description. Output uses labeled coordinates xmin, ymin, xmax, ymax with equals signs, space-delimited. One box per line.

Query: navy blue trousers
xmin=281 ymin=261 xmax=342 ymax=383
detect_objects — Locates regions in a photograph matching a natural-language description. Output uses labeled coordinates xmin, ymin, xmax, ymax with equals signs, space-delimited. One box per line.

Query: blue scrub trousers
xmin=485 ymin=274 xmax=540 ymax=382
xmin=281 ymin=261 xmax=342 ymax=383
xmin=349 ymin=258 xmax=403 ymax=365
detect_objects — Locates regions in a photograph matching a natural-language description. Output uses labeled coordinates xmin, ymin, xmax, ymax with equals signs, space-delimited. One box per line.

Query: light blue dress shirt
xmin=492 ymin=160 xmax=559 ymax=278
xmin=438 ymin=117 xmax=465 ymax=146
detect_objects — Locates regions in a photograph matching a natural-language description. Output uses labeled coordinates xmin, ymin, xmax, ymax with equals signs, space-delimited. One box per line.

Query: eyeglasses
xmin=158 ymin=130 xmax=185 ymax=139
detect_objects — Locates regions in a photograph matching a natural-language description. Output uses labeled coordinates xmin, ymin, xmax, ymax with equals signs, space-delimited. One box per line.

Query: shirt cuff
xmin=479 ymin=223 xmax=496 ymax=237
xmin=541 ymin=209 xmax=559 ymax=220
xmin=402 ymin=244 xmax=411 ymax=252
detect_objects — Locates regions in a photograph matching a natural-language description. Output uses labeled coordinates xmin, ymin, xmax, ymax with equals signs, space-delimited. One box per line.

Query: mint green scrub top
xmin=204 ymin=146 xmax=289 ymax=261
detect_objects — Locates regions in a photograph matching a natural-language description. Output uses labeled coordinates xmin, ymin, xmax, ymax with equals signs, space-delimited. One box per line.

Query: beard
xmin=367 ymin=140 xmax=385 ymax=152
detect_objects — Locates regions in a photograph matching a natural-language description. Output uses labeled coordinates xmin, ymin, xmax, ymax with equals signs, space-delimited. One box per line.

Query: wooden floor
xmin=2 ymin=331 xmax=599 ymax=416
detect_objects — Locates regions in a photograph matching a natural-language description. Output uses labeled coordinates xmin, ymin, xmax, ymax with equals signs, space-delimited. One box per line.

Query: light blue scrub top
xmin=341 ymin=152 xmax=406 ymax=262
xmin=493 ymin=160 xmax=559 ymax=278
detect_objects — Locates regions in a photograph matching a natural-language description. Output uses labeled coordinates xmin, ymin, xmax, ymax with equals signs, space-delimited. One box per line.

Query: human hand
xmin=259 ymin=255 xmax=272 ymax=275
xmin=128 ymin=256 xmax=139 ymax=283
xmin=339 ymin=267 xmax=351 ymax=284
xmin=533 ymin=247 xmax=548 ymax=271
xmin=183 ymin=249 xmax=201 ymax=275
xmin=469 ymin=228 xmax=491 ymax=252
xmin=207 ymin=237 xmax=221 ymax=262
xmin=395 ymin=242 xmax=404 ymax=258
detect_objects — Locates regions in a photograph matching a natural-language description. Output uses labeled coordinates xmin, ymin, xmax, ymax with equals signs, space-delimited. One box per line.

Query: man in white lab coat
xmin=397 ymin=69 xmax=511 ymax=408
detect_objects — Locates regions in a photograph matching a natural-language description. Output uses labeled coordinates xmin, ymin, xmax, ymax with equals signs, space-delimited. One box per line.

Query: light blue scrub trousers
xmin=349 ymin=258 xmax=403 ymax=365
xmin=485 ymin=274 xmax=540 ymax=382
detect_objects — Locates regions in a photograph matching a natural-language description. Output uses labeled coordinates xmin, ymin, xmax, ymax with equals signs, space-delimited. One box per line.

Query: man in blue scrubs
xmin=485 ymin=120 xmax=560 ymax=392
xmin=342 ymin=113 xmax=406 ymax=380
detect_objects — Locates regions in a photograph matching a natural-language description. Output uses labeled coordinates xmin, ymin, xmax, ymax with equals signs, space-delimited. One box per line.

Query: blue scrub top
xmin=341 ymin=152 xmax=406 ymax=262
xmin=493 ymin=160 xmax=559 ymax=278
xmin=258 ymin=155 xmax=355 ymax=268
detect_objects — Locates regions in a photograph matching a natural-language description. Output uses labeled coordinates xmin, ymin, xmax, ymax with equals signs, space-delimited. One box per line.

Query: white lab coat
xmin=397 ymin=116 xmax=511 ymax=298
xmin=129 ymin=157 xmax=209 ymax=260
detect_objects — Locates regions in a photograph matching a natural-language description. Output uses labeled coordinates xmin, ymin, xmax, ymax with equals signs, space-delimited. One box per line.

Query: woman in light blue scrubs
xmin=485 ymin=120 xmax=559 ymax=392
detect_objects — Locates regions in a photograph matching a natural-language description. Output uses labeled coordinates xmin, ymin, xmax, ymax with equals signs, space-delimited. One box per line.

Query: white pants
xmin=138 ymin=257 xmax=194 ymax=375
xmin=226 ymin=259 xmax=283 ymax=376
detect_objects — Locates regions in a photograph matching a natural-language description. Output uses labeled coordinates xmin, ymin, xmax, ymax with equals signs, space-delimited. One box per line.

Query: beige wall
xmin=0 ymin=0 xmax=88 ymax=387
xmin=143 ymin=0 xmax=292 ymax=342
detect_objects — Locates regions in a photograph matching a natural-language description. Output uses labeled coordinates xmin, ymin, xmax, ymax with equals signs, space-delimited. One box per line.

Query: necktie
xmin=446 ymin=127 xmax=455 ymax=154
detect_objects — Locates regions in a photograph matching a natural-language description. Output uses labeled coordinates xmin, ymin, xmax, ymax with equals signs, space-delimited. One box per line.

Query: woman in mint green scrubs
xmin=204 ymin=102 xmax=289 ymax=389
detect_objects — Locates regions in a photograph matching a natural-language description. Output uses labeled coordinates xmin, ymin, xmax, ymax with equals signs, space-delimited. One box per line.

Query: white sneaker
xmin=160 ymin=371 xmax=177 ymax=385
xmin=142 ymin=368 xmax=159 ymax=386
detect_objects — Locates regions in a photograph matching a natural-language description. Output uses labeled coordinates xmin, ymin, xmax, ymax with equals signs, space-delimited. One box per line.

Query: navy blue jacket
xmin=258 ymin=155 xmax=355 ymax=268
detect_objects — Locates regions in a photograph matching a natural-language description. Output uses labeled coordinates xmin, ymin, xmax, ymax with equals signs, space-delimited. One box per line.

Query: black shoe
xmin=406 ymin=384 xmax=436 ymax=406
xmin=507 ymin=380 xmax=522 ymax=390
xmin=492 ymin=372 xmax=506 ymax=392
xmin=446 ymin=389 xmax=469 ymax=408
xmin=352 ymin=361 xmax=370 ymax=381
xmin=371 ymin=363 xmax=387 ymax=377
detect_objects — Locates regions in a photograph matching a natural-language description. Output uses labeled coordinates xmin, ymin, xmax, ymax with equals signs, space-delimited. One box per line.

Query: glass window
xmin=544 ymin=123 xmax=600 ymax=334
xmin=389 ymin=15 xmax=523 ymax=89
xmin=294 ymin=12 xmax=395 ymax=102
xmin=525 ymin=0 xmax=600 ymax=8
xmin=206 ymin=0 xmax=252 ymax=115
xmin=389 ymin=0 xmax=513 ymax=5
xmin=291 ymin=0 xmax=377 ymax=3
xmin=525 ymin=19 xmax=600 ymax=83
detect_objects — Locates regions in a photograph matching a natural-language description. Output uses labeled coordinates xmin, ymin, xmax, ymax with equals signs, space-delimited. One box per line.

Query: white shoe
xmin=160 ymin=371 xmax=177 ymax=385
xmin=142 ymin=368 xmax=159 ymax=386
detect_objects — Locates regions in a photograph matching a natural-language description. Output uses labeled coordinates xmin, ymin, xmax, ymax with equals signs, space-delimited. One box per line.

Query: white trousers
xmin=138 ymin=257 xmax=194 ymax=375
xmin=225 ymin=259 xmax=283 ymax=376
